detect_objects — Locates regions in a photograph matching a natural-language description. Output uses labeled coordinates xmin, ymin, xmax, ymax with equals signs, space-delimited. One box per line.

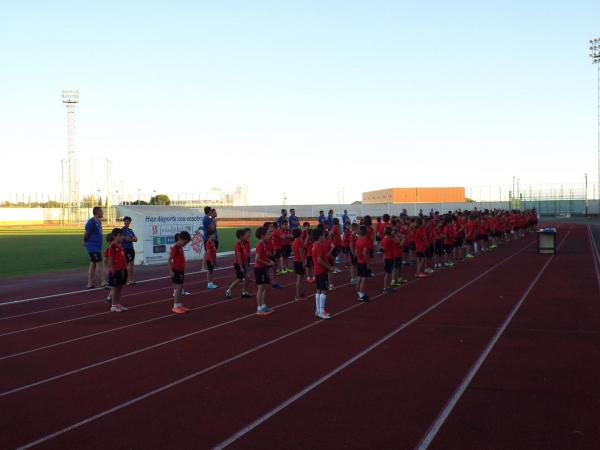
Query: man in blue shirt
xmin=341 ymin=209 xmax=349 ymax=230
xmin=203 ymin=206 xmax=219 ymax=248
xmin=122 ymin=216 xmax=138 ymax=285
xmin=326 ymin=209 xmax=334 ymax=231
xmin=277 ymin=209 xmax=288 ymax=226
xmin=83 ymin=206 xmax=106 ymax=289
xmin=288 ymin=208 xmax=300 ymax=230
xmin=317 ymin=210 xmax=326 ymax=227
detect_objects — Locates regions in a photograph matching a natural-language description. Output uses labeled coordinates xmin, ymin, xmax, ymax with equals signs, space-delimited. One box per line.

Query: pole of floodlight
xmin=590 ymin=38 xmax=600 ymax=202
xmin=585 ymin=173 xmax=588 ymax=217
xmin=62 ymin=89 xmax=80 ymax=223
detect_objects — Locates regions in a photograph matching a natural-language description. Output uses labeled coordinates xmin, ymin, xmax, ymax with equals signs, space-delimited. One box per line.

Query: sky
xmin=1 ymin=0 xmax=599 ymax=205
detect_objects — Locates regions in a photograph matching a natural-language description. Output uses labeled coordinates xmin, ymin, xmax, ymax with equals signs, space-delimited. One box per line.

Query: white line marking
xmin=415 ymin=226 xmax=573 ymax=450
xmin=212 ymin=240 xmax=536 ymax=449
xmin=12 ymin=238 xmax=531 ymax=449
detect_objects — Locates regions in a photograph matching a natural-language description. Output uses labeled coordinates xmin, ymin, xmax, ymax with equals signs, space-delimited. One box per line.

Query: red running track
xmin=1 ymin=225 xmax=597 ymax=450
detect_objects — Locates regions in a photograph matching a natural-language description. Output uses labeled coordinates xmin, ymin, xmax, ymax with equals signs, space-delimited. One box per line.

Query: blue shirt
xmin=84 ymin=218 xmax=103 ymax=253
xmin=326 ymin=214 xmax=334 ymax=231
xmin=202 ymin=215 xmax=217 ymax=241
xmin=318 ymin=214 xmax=326 ymax=226
xmin=277 ymin=215 xmax=287 ymax=226
xmin=122 ymin=227 xmax=136 ymax=250
xmin=288 ymin=214 xmax=300 ymax=230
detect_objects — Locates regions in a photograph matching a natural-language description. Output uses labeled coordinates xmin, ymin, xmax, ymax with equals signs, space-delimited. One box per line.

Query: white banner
xmin=142 ymin=213 xmax=205 ymax=265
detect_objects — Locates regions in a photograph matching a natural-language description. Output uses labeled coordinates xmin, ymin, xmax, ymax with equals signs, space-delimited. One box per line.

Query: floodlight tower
xmin=589 ymin=38 xmax=600 ymax=200
xmin=62 ymin=89 xmax=80 ymax=223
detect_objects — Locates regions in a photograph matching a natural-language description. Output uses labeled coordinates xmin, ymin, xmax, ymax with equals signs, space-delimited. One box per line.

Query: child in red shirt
xmin=355 ymin=225 xmax=371 ymax=302
xmin=103 ymin=233 xmax=114 ymax=304
xmin=414 ymin=219 xmax=428 ymax=278
xmin=381 ymin=226 xmax=396 ymax=293
xmin=169 ymin=231 xmax=191 ymax=314
xmin=279 ymin=220 xmax=293 ymax=274
xmin=254 ymin=227 xmax=275 ymax=316
xmin=301 ymin=222 xmax=314 ymax=283
xmin=204 ymin=230 xmax=218 ymax=289
xmin=226 ymin=229 xmax=251 ymax=300
xmin=349 ymin=222 xmax=360 ymax=284
xmin=312 ymin=228 xmax=333 ymax=319
xmin=292 ymin=228 xmax=307 ymax=300
xmin=106 ymin=228 xmax=128 ymax=312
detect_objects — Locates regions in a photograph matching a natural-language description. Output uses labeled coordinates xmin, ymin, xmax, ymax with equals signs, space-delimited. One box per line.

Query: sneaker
xmin=466 ymin=253 xmax=475 ymax=259
xmin=350 ymin=277 xmax=359 ymax=285
xmin=180 ymin=305 xmax=190 ymax=312
xmin=333 ymin=267 xmax=342 ymax=274
xmin=398 ymin=277 xmax=408 ymax=284
xmin=358 ymin=295 xmax=370 ymax=302
xmin=390 ymin=280 xmax=399 ymax=287
xmin=181 ymin=289 xmax=192 ymax=296
xmin=285 ymin=268 xmax=294 ymax=273
xmin=383 ymin=288 xmax=394 ymax=294
xmin=126 ymin=281 xmax=136 ymax=286
xmin=105 ymin=295 xmax=112 ymax=304
xmin=256 ymin=306 xmax=274 ymax=316
xmin=328 ymin=284 xmax=335 ymax=291
xmin=416 ymin=272 xmax=429 ymax=278
xmin=241 ymin=292 xmax=252 ymax=298
xmin=119 ymin=304 xmax=129 ymax=311
xmin=207 ymin=283 xmax=218 ymax=289
xmin=272 ymin=283 xmax=283 ymax=289
xmin=111 ymin=304 xmax=124 ymax=313
xmin=171 ymin=306 xmax=187 ymax=314
xmin=86 ymin=284 xmax=96 ymax=290
xmin=425 ymin=268 xmax=434 ymax=274
xmin=316 ymin=311 xmax=332 ymax=320
xmin=306 ymin=277 xmax=315 ymax=284
xmin=225 ymin=290 xmax=232 ymax=299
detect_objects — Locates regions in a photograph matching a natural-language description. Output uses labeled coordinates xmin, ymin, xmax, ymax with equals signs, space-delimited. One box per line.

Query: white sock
xmin=315 ymin=294 xmax=320 ymax=313
xmin=174 ymin=302 xmax=182 ymax=308
xmin=319 ymin=293 xmax=327 ymax=312
xmin=358 ymin=291 xmax=365 ymax=298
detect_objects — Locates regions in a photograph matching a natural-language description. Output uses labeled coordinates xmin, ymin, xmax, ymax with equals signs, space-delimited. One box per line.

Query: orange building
xmin=362 ymin=187 xmax=465 ymax=204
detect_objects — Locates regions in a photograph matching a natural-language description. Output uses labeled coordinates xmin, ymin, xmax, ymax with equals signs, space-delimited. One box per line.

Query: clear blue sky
xmin=1 ymin=0 xmax=599 ymax=204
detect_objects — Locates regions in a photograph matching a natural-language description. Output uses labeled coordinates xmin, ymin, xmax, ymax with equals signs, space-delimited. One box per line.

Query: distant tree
xmin=131 ymin=200 xmax=149 ymax=205
xmin=465 ymin=197 xmax=476 ymax=203
xmin=150 ymin=194 xmax=171 ymax=206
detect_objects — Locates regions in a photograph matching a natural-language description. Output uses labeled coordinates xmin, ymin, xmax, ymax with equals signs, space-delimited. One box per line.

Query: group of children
xmin=99 ymin=207 xmax=538 ymax=318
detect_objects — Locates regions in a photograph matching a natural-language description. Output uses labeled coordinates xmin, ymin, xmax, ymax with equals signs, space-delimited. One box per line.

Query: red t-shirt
xmin=443 ymin=225 xmax=455 ymax=245
xmin=376 ymin=222 xmax=385 ymax=238
xmin=234 ymin=241 xmax=246 ymax=266
xmin=465 ymin=221 xmax=476 ymax=239
xmin=255 ymin=241 xmax=271 ymax=269
xmin=342 ymin=228 xmax=351 ymax=248
xmin=280 ymin=229 xmax=292 ymax=247
xmin=292 ymin=238 xmax=304 ymax=263
xmin=312 ymin=242 xmax=327 ymax=275
xmin=381 ymin=235 xmax=395 ymax=260
xmin=366 ymin=227 xmax=374 ymax=249
xmin=204 ymin=239 xmax=217 ymax=263
xmin=107 ymin=243 xmax=127 ymax=271
xmin=330 ymin=225 xmax=342 ymax=247
xmin=271 ymin=229 xmax=282 ymax=250
xmin=414 ymin=227 xmax=427 ymax=252
xmin=355 ymin=237 xmax=370 ymax=264
xmin=170 ymin=244 xmax=185 ymax=271
xmin=244 ymin=240 xmax=251 ymax=261
xmin=393 ymin=237 xmax=403 ymax=258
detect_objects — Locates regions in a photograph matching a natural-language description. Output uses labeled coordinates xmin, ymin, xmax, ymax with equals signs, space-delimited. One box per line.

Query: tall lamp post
xmin=589 ymin=38 xmax=600 ymax=202
xmin=585 ymin=173 xmax=588 ymax=217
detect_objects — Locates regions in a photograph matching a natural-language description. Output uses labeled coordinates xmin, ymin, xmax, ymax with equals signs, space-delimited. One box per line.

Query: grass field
xmin=0 ymin=226 xmax=257 ymax=278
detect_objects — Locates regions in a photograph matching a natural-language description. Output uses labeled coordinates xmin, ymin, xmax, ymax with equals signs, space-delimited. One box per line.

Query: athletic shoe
xmin=105 ymin=295 xmax=112 ymax=304
xmin=358 ymin=295 xmax=370 ymax=302
xmin=306 ymin=277 xmax=315 ymax=283
xmin=390 ymin=280 xmax=399 ymax=287
xmin=383 ymin=288 xmax=394 ymax=294
xmin=256 ymin=306 xmax=274 ymax=316
xmin=350 ymin=277 xmax=359 ymax=285
xmin=329 ymin=284 xmax=335 ymax=291
xmin=207 ymin=283 xmax=218 ymax=289
xmin=225 ymin=290 xmax=233 ymax=299
xmin=425 ymin=268 xmax=434 ymax=274
xmin=416 ymin=272 xmax=429 ymax=278
xmin=333 ymin=267 xmax=342 ymax=274
xmin=181 ymin=289 xmax=192 ymax=296
xmin=285 ymin=268 xmax=294 ymax=273
xmin=86 ymin=285 xmax=96 ymax=289
xmin=316 ymin=311 xmax=332 ymax=320
xmin=241 ymin=292 xmax=252 ymax=298
xmin=111 ymin=304 xmax=125 ymax=313
xmin=126 ymin=281 xmax=136 ymax=286
xmin=276 ymin=270 xmax=286 ymax=276
xmin=466 ymin=253 xmax=475 ymax=259
xmin=171 ymin=306 xmax=187 ymax=314
xmin=398 ymin=277 xmax=408 ymax=284
xmin=272 ymin=283 xmax=283 ymax=289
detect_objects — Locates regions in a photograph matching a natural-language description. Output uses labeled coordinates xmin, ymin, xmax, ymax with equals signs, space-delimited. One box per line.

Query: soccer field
xmin=0 ymin=226 xmax=257 ymax=278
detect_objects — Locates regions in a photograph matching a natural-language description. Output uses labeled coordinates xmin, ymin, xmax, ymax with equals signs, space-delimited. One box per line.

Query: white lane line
xmin=211 ymin=240 xmax=536 ymax=449
xmin=0 ymin=281 xmax=295 ymax=362
xmin=12 ymin=239 xmax=529 ymax=449
xmin=415 ymin=225 xmax=573 ymax=450
xmin=0 ymin=269 xmax=240 ymax=322
xmin=0 ymin=251 xmax=244 ymax=306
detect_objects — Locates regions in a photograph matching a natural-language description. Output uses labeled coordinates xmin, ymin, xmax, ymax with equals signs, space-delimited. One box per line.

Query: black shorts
xmin=477 ymin=234 xmax=487 ymax=241
xmin=444 ymin=244 xmax=454 ymax=254
xmin=409 ymin=242 xmax=416 ymax=252
xmin=384 ymin=259 xmax=394 ymax=274
xmin=205 ymin=261 xmax=215 ymax=272
xmin=425 ymin=245 xmax=434 ymax=258
xmin=315 ymin=272 xmax=329 ymax=291
xmin=294 ymin=261 xmax=305 ymax=275
xmin=341 ymin=247 xmax=350 ymax=254
xmin=172 ymin=269 xmax=185 ymax=285
xmin=108 ymin=269 xmax=128 ymax=287
xmin=394 ymin=257 xmax=403 ymax=269
xmin=124 ymin=248 xmax=135 ymax=263
xmin=274 ymin=249 xmax=282 ymax=260
xmin=375 ymin=236 xmax=382 ymax=243
xmin=357 ymin=263 xmax=370 ymax=278
xmin=369 ymin=248 xmax=374 ymax=258
xmin=269 ymin=256 xmax=277 ymax=264
xmin=456 ymin=237 xmax=464 ymax=246
xmin=466 ymin=238 xmax=474 ymax=245
xmin=435 ymin=240 xmax=444 ymax=256
xmin=281 ymin=245 xmax=292 ymax=258
xmin=305 ymin=256 xmax=314 ymax=268
xmin=351 ymin=254 xmax=358 ymax=266
xmin=332 ymin=247 xmax=342 ymax=258
xmin=214 ymin=239 xmax=219 ymax=250
xmin=234 ymin=264 xmax=245 ymax=280
xmin=416 ymin=251 xmax=425 ymax=258
xmin=254 ymin=267 xmax=270 ymax=285
xmin=403 ymin=245 xmax=410 ymax=254
xmin=88 ymin=252 xmax=102 ymax=263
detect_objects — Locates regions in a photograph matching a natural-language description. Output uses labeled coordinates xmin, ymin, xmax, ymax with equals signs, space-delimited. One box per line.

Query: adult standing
xmin=211 ymin=208 xmax=219 ymax=249
xmin=326 ymin=209 xmax=334 ymax=231
xmin=83 ymin=206 xmax=107 ymax=289
xmin=277 ymin=209 xmax=288 ymax=226
xmin=122 ymin=216 xmax=138 ymax=285
xmin=288 ymin=208 xmax=300 ymax=230
xmin=317 ymin=210 xmax=326 ymax=227
xmin=202 ymin=206 xmax=215 ymax=244
xmin=341 ymin=209 xmax=350 ymax=228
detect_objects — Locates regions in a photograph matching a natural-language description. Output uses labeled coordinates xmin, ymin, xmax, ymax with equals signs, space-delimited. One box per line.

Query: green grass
xmin=0 ymin=226 xmax=257 ymax=278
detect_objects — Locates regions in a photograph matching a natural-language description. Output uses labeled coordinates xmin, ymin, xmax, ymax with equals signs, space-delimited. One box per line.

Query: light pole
xmin=590 ymin=38 xmax=600 ymax=201
xmin=585 ymin=173 xmax=588 ymax=217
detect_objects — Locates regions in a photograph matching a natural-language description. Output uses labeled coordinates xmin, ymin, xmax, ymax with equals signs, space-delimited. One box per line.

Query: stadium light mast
xmin=590 ymin=38 xmax=600 ymax=200
xmin=62 ymin=89 xmax=80 ymax=223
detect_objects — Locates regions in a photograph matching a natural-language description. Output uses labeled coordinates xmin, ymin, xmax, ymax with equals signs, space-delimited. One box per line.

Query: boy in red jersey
xmin=330 ymin=218 xmax=343 ymax=273
xmin=106 ymin=228 xmax=129 ymax=312
xmin=349 ymin=222 xmax=360 ymax=284
xmin=312 ymin=228 xmax=333 ymax=319
xmin=169 ymin=231 xmax=191 ymax=314
xmin=381 ymin=227 xmax=396 ymax=293
xmin=292 ymin=228 xmax=307 ymax=300
xmin=226 ymin=229 xmax=252 ymax=299
xmin=301 ymin=222 xmax=314 ymax=283
xmin=103 ymin=233 xmax=114 ymax=304
xmin=442 ymin=218 xmax=456 ymax=267
xmin=391 ymin=223 xmax=407 ymax=286
xmin=254 ymin=227 xmax=275 ymax=316
xmin=465 ymin=215 xmax=477 ymax=258
xmin=204 ymin=230 xmax=218 ymax=289
xmin=355 ymin=225 xmax=371 ymax=302
xmin=279 ymin=220 xmax=293 ymax=274
xmin=341 ymin=221 xmax=352 ymax=267
xmin=375 ymin=217 xmax=385 ymax=252
xmin=414 ymin=218 xmax=428 ymax=278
